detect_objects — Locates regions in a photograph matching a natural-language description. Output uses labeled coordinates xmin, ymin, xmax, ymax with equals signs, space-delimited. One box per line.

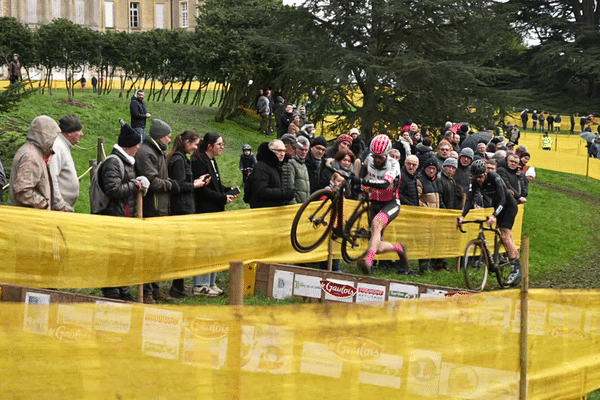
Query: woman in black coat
xmin=190 ymin=132 xmax=238 ymax=296
xmin=167 ymin=130 xmax=210 ymax=297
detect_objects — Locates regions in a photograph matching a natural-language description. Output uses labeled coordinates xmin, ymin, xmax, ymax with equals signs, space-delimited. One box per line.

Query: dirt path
xmin=529 ymin=181 xmax=600 ymax=289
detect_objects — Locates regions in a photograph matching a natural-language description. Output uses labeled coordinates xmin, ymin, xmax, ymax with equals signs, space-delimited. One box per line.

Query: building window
xmin=75 ymin=0 xmax=85 ymax=25
xmin=130 ymin=2 xmax=139 ymax=28
xmin=180 ymin=2 xmax=188 ymax=28
xmin=51 ymin=0 xmax=61 ymax=19
xmin=155 ymin=4 xmax=165 ymax=29
xmin=105 ymin=2 xmax=114 ymax=28
xmin=27 ymin=0 xmax=37 ymax=24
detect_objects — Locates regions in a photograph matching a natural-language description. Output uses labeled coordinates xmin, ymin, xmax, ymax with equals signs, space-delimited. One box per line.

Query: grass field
xmin=3 ymin=90 xmax=600 ymax=303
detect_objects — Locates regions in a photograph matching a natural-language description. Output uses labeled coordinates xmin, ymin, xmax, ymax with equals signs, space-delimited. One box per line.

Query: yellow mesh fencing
xmin=0 ymin=203 xmax=522 ymax=288
xmin=1 ymin=289 xmax=600 ymax=399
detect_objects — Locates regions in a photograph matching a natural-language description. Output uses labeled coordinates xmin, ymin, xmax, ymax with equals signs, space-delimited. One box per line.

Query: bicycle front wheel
xmin=494 ymin=236 xmax=511 ymax=288
xmin=462 ymin=240 xmax=489 ymax=291
xmin=290 ymin=189 xmax=336 ymax=253
xmin=341 ymin=204 xmax=371 ymax=263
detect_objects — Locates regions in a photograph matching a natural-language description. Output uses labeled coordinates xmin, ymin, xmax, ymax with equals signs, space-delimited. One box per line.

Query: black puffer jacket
xmin=250 ymin=142 xmax=294 ymax=208
xmin=304 ymin=150 xmax=323 ymax=193
xmin=192 ymin=151 xmax=232 ymax=213
xmin=454 ymin=163 xmax=471 ymax=196
xmin=398 ymin=165 xmax=418 ymax=206
xmin=415 ymin=144 xmax=434 ymax=173
xmin=168 ymin=151 xmax=195 ymax=215
xmin=438 ymin=169 xmax=461 ymax=210
xmin=100 ymin=148 xmax=139 ymax=217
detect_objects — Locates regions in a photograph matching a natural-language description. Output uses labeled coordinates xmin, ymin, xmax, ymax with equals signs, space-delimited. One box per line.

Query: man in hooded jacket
xmin=249 ymin=140 xmax=294 ymax=208
xmin=8 ymin=115 xmax=61 ymax=209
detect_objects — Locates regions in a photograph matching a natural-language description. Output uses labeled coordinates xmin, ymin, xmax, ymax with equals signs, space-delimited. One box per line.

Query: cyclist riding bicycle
xmin=359 ymin=134 xmax=409 ymax=274
xmin=456 ymin=159 xmax=522 ymax=286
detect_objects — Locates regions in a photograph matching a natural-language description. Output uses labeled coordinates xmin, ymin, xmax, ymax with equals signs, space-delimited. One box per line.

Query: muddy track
xmin=529 ymin=180 xmax=600 ymax=289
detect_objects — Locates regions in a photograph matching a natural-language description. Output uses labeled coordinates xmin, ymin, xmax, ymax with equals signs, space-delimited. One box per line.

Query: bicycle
xmin=457 ymin=219 xmax=512 ymax=291
xmin=290 ymin=178 xmax=372 ymax=263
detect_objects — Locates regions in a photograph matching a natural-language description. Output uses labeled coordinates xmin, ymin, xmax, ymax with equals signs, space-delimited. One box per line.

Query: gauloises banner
xmin=1 ymin=289 xmax=600 ymax=399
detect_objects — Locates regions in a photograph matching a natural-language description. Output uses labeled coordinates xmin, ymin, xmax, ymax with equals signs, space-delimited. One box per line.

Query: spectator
xmin=324 ymin=134 xmax=352 ymax=159
xmin=509 ymin=124 xmax=520 ymax=145
xmin=434 ymin=140 xmax=452 ymax=171
xmin=191 ymin=132 xmax=237 ymax=296
xmin=520 ymin=109 xmax=528 ymax=130
xmin=8 ymin=116 xmax=60 ymax=209
xmin=454 ymin=147 xmax=473 ymax=201
xmin=91 ymin=76 xmax=98 ymax=93
xmin=515 ymin=145 xmax=528 ymax=157
xmin=542 ymin=131 xmax=552 ymax=151
xmin=570 ymin=114 xmax=575 ymax=135
xmin=167 ymin=130 xmax=211 ymax=298
xmin=497 ymin=153 xmax=527 ymax=205
xmin=306 ymin=136 xmax=327 ymax=192
xmin=532 ymin=110 xmax=538 ymax=131
xmin=281 ymin=134 xmax=303 ymax=161
xmin=8 ymin=54 xmax=21 ymax=84
xmin=399 ymin=155 xmax=419 ymax=207
xmin=135 ymin=119 xmax=178 ymax=304
xmin=249 ymin=140 xmax=294 ymax=208
xmin=580 ymin=115 xmax=588 ymax=132
xmin=49 ymin=114 xmax=84 ymax=212
xmin=278 ymin=104 xmax=295 ymax=138
xmin=388 ymin=148 xmax=401 ymax=161
xmin=450 ymin=132 xmax=461 ymax=153
xmin=493 ymin=150 xmax=507 ymax=162
xmin=349 ymin=128 xmax=365 ymax=158
xmin=0 ymin=156 xmax=5 ymax=204
xmin=555 ymin=114 xmax=562 ymax=133
xmin=547 ymin=113 xmax=554 ymax=133
xmin=299 ymin=121 xmax=316 ymax=139
xmin=298 ymin=105 xmax=308 ymax=127
xmin=288 ymin=114 xmax=301 ymax=135
xmin=589 ymin=137 xmax=600 ymax=158
xmin=79 ymin=75 xmax=86 ymax=92
xmin=282 ymin=135 xmax=311 ymax=204
xmin=474 ymin=142 xmax=487 ymax=160
xmin=239 ymin=144 xmax=257 ymax=184
xmin=416 ymin=157 xmax=440 ymax=274
xmin=130 ymin=89 xmax=151 ymax=141
xmin=415 ymin=137 xmax=434 ymax=172
xmin=319 ymin=149 xmax=358 ymax=199
xmin=257 ymin=90 xmax=271 ymax=136
xmin=538 ymin=111 xmax=545 ymax=133
xmin=438 ymin=157 xmax=461 ymax=210
xmin=98 ymin=121 xmax=147 ymax=301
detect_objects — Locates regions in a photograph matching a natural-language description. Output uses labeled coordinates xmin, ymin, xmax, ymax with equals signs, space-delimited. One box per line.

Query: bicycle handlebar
xmin=457 ymin=219 xmax=496 ymax=234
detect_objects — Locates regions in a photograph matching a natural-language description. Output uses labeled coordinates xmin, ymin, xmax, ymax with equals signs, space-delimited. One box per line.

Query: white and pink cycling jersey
xmin=362 ymin=154 xmax=401 ymax=202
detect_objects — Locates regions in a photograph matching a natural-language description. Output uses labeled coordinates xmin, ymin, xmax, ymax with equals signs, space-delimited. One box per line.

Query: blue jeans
xmin=194 ymin=273 xmax=216 ymax=287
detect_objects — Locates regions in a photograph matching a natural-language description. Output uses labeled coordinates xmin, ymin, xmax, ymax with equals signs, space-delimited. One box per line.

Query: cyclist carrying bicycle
xmin=456 ymin=159 xmax=522 ymax=287
xmin=359 ymin=134 xmax=409 ymax=274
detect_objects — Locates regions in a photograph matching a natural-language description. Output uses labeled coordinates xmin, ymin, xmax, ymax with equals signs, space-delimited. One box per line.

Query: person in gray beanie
xmin=135 ymin=118 xmax=179 ymax=303
xmin=439 ymin=157 xmax=460 ymax=210
xmin=49 ymin=114 xmax=84 ymax=212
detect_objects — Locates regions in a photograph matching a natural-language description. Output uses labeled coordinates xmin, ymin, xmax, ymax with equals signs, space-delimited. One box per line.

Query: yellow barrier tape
xmin=0 ymin=204 xmax=523 ymax=289
xmin=0 ymin=289 xmax=599 ymax=399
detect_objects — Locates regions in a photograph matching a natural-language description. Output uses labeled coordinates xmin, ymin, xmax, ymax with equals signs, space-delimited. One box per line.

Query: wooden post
xmin=519 ymin=236 xmax=530 ymax=400
xmin=229 ymin=261 xmax=244 ymax=306
xmin=97 ymin=138 xmax=106 ymax=162
xmin=555 ymin=134 xmax=558 ymax=152
xmin=136 ymin=191 xmax=144 ymax=303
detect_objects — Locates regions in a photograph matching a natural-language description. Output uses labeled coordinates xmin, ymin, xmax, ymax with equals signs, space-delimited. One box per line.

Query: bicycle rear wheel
xmin=494 ymin=235 xmax=511 ymax=288
xmin=462 ymin=240 xmax=489 ymax=291
xmin=341 ymin=205 xmax=371 ymax=263
xmin=290 ymin=189 xmax=336 ymax=253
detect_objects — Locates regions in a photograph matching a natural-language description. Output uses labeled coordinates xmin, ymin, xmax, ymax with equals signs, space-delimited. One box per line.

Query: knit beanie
xmin=443 ymin=157 xmax=458 ymax=169
xmin=149 ymin=119 xmax=172 ymax=139
xmin=59 ymin=114 xmax=83 ymax=133
xmin=118 ymin=120 xmax=141 ymax=148
xmin=337 ymin=134 xmax=352 ymax=146
xmin=311 ymin=136 xmax=327 ymax=148
xmin=459 ymin=147 xmax=474 ymax=160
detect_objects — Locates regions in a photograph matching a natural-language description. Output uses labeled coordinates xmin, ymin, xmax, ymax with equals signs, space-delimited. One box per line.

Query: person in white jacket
xmin=50 ymin=114 xmax=83 ymax=212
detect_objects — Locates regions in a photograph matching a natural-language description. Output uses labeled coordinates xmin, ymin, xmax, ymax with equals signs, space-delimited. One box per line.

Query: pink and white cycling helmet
xmin=370 ymin=134 xmax=392 ymax=155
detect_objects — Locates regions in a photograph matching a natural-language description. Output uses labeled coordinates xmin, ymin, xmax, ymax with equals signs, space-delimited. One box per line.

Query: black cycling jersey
xmin=462 ymin=171 xmax=518 ymax=229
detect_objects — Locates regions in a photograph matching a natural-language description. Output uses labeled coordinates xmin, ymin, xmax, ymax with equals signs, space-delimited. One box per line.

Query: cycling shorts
xmin=370 ymin=199 xmax=400 ymax=229
xmin=496 ymin=197 xmax=518 ymax=230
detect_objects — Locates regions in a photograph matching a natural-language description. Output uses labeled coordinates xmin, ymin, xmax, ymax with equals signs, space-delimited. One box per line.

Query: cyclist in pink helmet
xmin=359 ymin=134 xmax=409 ymax=275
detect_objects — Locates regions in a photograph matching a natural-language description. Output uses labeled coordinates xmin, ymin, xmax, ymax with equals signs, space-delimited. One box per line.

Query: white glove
xmin=133 ymin=176 xmax=150 ymax=196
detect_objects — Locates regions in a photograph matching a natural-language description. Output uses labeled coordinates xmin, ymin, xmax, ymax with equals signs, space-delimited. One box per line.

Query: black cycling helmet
xmin=470 ymin=159 xmax=487 ymax=176
xmin=242 ymin=144 xmax=252 ymax=151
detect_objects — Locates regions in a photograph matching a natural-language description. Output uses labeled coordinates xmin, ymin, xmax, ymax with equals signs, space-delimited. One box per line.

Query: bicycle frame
xmin=330 ymin=185 xmax=370 ymax=241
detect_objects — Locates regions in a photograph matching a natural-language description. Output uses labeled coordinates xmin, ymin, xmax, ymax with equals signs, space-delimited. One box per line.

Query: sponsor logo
xmin=320 ymin=280 xmax=357 ymax=298
xmin=551 ymin=327 xmax=585 ymax=341
xmin=186 ymin=318 xmax=229 ymax=340
xmin=328 ymin=337 xmax=382 ymax=363
xmin=49 ymin=325 xmax=92 ymax=342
